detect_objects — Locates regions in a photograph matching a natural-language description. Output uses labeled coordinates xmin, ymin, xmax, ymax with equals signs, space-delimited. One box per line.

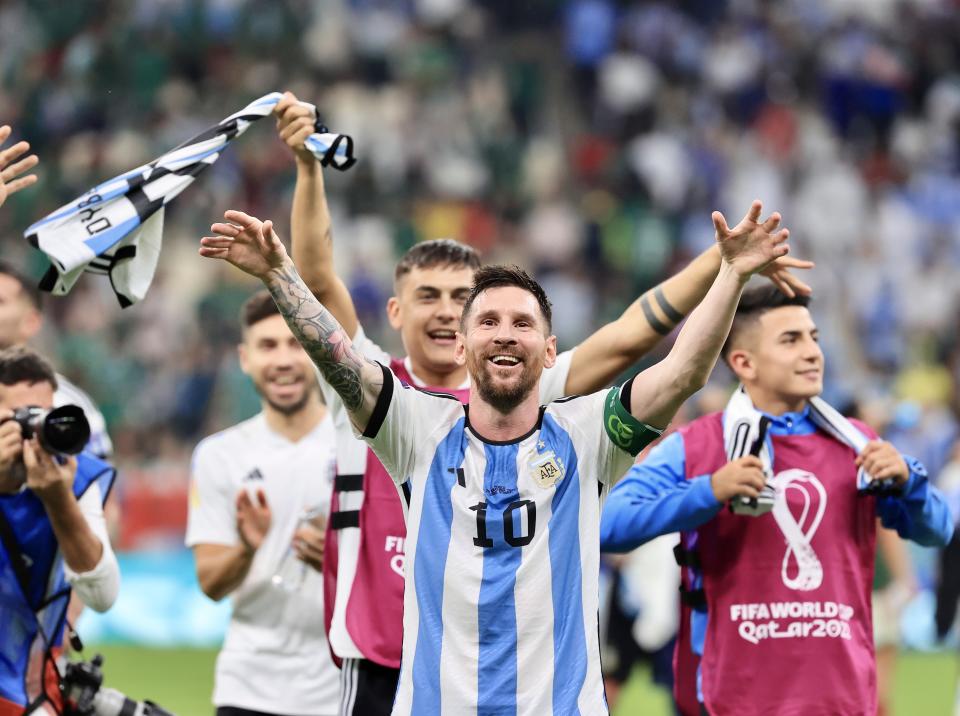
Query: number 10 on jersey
xmin=469 ymin=500 xmax=537 ymax=548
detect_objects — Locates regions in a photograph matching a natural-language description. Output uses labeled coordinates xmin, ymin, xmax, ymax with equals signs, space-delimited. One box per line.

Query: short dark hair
xmin=722 ymin=285 xmax=811 ymax=360
xmin=394 ymin=239 xmax=481 ymax=286
xmin=0 ymin=261 xmax=41 ymax=309
xmin=461 ymin=265 xmax=553 ymax=332
xmin=239 ymin=290 xmax=280 ymax=334
xmin=0 ymin=346 xmax=57 ymax=390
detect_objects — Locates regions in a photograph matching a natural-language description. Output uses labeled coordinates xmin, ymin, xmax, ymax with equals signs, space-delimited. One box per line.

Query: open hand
xmin=274 ymin=91 xmax=318 ymax=164
xmin=200 ymin=210 xmax=292 ymax=280
xmin=759 ymin=255 xmax=815 ymax=298
xmin=236 ymin=488 xmax=271 ymax=553
xmin=713 ymin=200 xmax=790 ymax=279
xmin=0 ymin=125 xmax=38 ymax=208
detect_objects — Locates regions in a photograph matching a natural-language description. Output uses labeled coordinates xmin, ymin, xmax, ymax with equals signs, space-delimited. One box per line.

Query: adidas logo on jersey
xmin=243 ymin=468 xmax=264 ymax=482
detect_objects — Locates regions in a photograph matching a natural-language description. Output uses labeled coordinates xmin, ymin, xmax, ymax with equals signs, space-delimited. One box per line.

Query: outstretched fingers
xmin=781 ymin=271 xmax=811 ymax=297
xmin=260 ymin=219 xmax=282 ymax=251
xmin=775 ymin=256 xmax=815 ymax=270
xmin=223 ymin=209 xmax=261 ymax=230
xmin=2 ymin=153 xmax=39 ymax=182
xmin=4 ymin=175 xmax=37 ymax=196
xmin=712 ymin=210 xmax=731 ymax=238
xmin=199 ymin=236 xmax=234 ymax=249
xmin=0 ymin=139 xmax=33 ymax=168
xmin=760 ymin=211 xmax=781 ymax=233
xmin=210 ymin=221 xmax=240 ymax=238
xmin=744 ymin=199 xmax=763 ymax=225
xmin=770 ymin=227 xmax=790 ymax=247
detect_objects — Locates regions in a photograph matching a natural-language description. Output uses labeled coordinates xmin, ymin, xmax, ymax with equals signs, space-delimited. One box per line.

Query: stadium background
xmin=1 ymin=0 xmax=958 ymax=712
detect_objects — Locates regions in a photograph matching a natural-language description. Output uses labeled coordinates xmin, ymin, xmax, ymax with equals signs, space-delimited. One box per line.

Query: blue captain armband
xmin=603 ymin=385 xmax=663 ymax=456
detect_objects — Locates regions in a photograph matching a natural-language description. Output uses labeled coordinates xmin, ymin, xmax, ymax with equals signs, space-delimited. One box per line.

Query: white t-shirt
xmin=317 ymin=326 xmax=575 ymax=661
xmin=185 ymin=412 xmax=339 ymax=715
xmin=64 ymin=484 xmax=119 ymax=612
xmin=361 ymin=370 xmax=638 ymax=716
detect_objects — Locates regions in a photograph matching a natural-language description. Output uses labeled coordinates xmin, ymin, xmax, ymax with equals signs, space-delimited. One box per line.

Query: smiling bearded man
xmin=198 ymin=198 xmax=795 ymax=715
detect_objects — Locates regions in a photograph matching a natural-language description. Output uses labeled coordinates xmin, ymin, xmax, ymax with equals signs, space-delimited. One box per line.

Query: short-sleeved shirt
xmin=185 ymin=412 xmax=339 ymax=715
xmin=361 ymin=365 xmax=639 ymax=716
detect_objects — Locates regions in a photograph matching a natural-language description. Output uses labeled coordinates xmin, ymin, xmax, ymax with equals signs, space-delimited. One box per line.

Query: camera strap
xmin=0 ymin=508 xmax=30 ymax=598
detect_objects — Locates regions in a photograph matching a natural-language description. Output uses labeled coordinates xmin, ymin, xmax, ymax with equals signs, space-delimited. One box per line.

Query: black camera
xmin=12 ymin=404 xmax=90 ymax=456
xmin=63 ymin=655 xmax=176 ymax=716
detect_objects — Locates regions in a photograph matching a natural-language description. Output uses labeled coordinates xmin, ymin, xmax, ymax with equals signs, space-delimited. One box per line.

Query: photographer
xmin=0 ymin=346 xmax=118 ymax=716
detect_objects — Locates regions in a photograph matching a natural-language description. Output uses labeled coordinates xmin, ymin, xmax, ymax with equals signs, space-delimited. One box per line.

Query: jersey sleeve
xmin=185 ymin=437 xmax=239 ymax=547
xmin=538 ymin=348 xmax=575 ymax=403
xmin=357 ymin=362 xmax=460 ymax=485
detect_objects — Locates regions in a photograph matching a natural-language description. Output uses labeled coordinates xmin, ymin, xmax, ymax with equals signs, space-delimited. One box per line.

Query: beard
xmin=468 ymin=350 xmax=540 ymax=414
xmin=253 ymin=379 xmax=314 ymax=416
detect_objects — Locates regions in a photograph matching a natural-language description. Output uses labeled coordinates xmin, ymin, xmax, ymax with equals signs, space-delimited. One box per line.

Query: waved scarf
xmin=24 ymin=92 xmax=356 ymax=307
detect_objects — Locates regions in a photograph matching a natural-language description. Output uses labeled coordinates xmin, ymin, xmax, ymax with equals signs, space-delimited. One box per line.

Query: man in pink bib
xmin=600 ymin=286 xmax=954 ymax=716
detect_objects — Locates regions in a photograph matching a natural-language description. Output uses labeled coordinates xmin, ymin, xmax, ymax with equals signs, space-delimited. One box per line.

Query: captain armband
xmin=603 ymin=385 xmax=663 ymax=456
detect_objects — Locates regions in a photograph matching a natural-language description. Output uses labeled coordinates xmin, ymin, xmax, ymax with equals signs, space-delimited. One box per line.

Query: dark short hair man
xmin=600 ymin=286 xmax=954 ymax=716
xmin=0 ymin=346 xmax=118 ymax=715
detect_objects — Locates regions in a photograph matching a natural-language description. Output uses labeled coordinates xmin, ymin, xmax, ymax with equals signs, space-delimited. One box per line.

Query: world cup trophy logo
xmin=770 ymin=469 xmax=827 ymax=591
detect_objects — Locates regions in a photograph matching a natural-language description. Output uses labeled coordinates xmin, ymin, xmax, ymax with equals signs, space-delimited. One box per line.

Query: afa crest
xmin=529 ymin=451 xmax=565 ymax=489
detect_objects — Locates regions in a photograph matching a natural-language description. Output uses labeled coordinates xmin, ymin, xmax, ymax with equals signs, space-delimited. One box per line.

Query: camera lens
xmin=39 ymin=405 xmax=91 ymax=455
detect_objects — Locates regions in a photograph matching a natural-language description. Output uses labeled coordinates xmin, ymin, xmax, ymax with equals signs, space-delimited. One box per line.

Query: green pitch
xmin=86 ymin=645 xmax=956 ymax=715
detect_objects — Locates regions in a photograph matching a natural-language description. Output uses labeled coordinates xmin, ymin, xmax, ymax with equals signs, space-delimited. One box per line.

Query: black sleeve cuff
xmin=362 ymin=361 xmax=394 ymax=439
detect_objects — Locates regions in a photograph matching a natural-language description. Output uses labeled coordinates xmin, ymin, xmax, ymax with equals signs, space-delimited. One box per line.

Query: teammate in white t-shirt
xmin=186 ymin=291 xmax=339 ymax=716
xmin=198 ymin=199 xmax=791 ymax=714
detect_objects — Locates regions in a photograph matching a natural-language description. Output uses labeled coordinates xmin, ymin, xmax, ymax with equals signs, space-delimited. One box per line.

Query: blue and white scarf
xmin=24 ymin=92 xmax=356 ymax=307
xmin=723 ymin=386 xmax=891 ymax=517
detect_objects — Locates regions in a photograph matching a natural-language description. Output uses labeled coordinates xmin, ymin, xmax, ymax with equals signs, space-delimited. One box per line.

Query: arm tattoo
xmin=654 ymin=287 xmax=684 ymax=324
xmin=640 ymin=294 xmax=672 ymax=336
xmin=264 ymin=263 xmax=378 ymax=411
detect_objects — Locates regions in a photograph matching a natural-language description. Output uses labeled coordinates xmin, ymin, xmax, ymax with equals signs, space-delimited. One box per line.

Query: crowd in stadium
xmin=0 ymin=1 xmax=959 ymax=714
xmin=0 ymin=0 xmax=956 ymax=470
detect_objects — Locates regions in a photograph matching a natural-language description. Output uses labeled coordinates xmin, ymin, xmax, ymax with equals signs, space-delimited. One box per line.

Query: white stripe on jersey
xmin=514 ymin=448 xmax=555 ymax=716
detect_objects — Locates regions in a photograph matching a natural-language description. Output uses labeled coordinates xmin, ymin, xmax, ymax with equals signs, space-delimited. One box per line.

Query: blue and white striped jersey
xmin=361 ymin=365 xmax=641 ymax=716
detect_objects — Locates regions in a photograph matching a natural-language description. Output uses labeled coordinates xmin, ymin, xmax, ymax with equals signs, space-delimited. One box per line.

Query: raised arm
xmin=274 ymin=91 xmax=359 ymax=337
xmin=199 ymin=210 xmax=382 ymax=430
xmin=565 ymin=245 xmax=813 ymax=395
xmin=626 ymin=201 xmax=789 ymax=428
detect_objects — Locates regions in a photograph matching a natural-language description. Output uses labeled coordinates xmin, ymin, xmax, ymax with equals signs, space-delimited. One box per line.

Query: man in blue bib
xmin=0 ymin=347 xmax=118 ymax=715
